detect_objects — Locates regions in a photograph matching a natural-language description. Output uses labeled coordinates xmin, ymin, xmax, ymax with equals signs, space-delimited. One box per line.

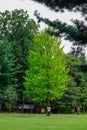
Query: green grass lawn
xmin=0 ymin=113 xmax=87 ymax=130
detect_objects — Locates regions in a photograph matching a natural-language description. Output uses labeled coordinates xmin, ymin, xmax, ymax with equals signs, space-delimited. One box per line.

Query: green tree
xmin=24 ymin=30 xmax=69 ymax=106
xmin=0 ymin=39 xmax=17 ymax=94
xmin=0 ymin=9 xmax=38 ymax=100
xmin=59 ymin=53 xmax=87 ymax=113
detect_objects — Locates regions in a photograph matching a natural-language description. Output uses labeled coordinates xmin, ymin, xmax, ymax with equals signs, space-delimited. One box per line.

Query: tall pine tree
xmin=32 ymin=0 xmax=87 ymax=46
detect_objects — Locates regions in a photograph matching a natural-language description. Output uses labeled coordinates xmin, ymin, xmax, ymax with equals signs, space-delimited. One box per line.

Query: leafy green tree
xmin=0 ymin=9 xmax=38 ymax=100
xmin=24 ymin=30 xmax=69 ymax=106
xmin=0 ymin=39 xmax=18 ymax=110
xmin=59 ymin=53 xmax=87 ymax=113
xmin=0 ymin=39 xmax=17 ymax=94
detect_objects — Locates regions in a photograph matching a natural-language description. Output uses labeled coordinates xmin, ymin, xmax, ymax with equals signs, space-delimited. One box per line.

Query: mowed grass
xmin=0 ymin=113 xmax=87 ymax=130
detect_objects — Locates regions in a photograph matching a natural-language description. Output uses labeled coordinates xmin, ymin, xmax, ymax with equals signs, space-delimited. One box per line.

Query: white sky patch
xmin=0 ymin=0 xmax=83 ymax=53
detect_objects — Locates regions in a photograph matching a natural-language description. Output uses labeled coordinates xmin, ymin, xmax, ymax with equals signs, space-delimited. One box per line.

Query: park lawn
xmin=0 ymin=113 xmax=87 ymax=130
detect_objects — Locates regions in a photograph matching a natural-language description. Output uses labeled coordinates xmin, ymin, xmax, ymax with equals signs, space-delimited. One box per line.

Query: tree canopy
xmin=24 ymin=30 xmax=69 ymax=105
xmin=0 ymin=9 xmax=38 ymax=102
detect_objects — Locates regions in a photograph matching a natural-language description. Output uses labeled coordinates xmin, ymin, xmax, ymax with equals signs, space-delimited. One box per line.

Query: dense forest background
xmin=0 ymin=0 xmax=87 ymax=113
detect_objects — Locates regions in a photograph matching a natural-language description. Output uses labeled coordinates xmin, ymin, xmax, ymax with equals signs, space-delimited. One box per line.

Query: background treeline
xmin=32 ymin=0 xmax=87 ymax=113
xmin=0 ymin=9 xmax=87 ymax=113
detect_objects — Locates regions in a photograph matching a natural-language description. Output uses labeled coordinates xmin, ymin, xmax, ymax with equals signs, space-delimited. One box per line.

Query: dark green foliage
xmin=0 ymin=39 xmax=17 ymax=90
xmin=64 ymin=54 xmax=82 ymax=108
xmin=59 ymin=53 xmax=87 ymax=113
xmin=34 ymin=11 xmax=87 ymax=45
xmin=32 ymin=0 xmax=87 ymax=46
xmin=32 ymin=0 xmax=87 ymax=13
xmin=0 ymin=9 xmax=38 ymax=100
xmin=0 ymin=39 xmax=18 ymax=108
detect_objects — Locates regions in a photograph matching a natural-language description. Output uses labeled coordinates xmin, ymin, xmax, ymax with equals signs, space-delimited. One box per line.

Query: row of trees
xmin=0 ymin=9 xmax=38 ymax=111
xmin=31 ymin=0 xmax=87 ymax=113
xmin=0 ymin=9 xmax=87 ymax=113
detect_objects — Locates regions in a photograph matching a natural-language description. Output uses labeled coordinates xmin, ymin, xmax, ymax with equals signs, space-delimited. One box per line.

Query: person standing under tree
xmin=77 ymin=107 xmax=80 ymax=115
xmin=47 ymin=106 xmax=51 ymax=116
